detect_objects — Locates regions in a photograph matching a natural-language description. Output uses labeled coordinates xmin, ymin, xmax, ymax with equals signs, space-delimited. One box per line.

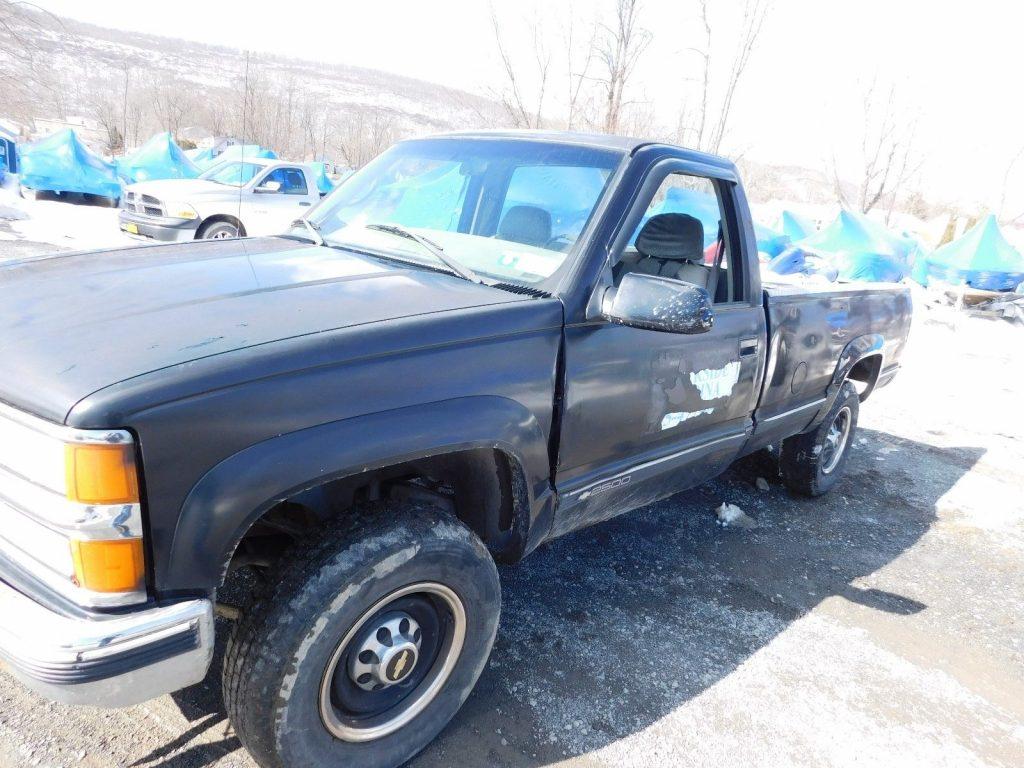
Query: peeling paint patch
xmin=689 ymin=360 xmax=741 ymax=400
xmin=661 ymin=408 xmax=713 ymax=430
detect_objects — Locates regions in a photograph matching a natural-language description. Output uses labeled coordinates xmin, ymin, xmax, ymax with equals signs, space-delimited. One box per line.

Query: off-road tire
xmin=779 ymin=381 xmax=859 ymax=496
xmin=223 ymin=502 xmax=501 ymax=768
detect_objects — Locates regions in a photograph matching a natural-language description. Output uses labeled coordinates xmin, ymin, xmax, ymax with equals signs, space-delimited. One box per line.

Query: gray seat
xmin=497 ymin=205 xmax=552 ymax=248
xmin=615 ymin=213 xmax=710 ymax=289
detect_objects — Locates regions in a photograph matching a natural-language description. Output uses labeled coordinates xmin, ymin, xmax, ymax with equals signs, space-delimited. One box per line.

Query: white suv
xmin=119 ymin=157 xmax=324 ymax=242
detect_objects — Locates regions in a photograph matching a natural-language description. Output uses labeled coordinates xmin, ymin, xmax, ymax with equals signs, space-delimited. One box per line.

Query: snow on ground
xmin=0 ymin=177 xmax=135 ymax=252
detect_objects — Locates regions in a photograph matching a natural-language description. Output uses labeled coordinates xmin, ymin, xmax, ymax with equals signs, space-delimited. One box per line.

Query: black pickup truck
xmin=0 ymin=132 xmax=911 ymax=768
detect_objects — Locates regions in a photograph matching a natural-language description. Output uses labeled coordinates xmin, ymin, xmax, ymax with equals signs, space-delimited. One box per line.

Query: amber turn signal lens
xmin=69 ymin=538 xmax=145 ymax=593
xmin=65 ymin=443 xmax=139 ymax=505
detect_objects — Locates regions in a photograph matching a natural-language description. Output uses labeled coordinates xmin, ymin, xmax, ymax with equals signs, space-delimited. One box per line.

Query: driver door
xmin=242 ymin=166 xmax=316 ymax=236
xmin=552 ymin=163 xmax=766 ymax=537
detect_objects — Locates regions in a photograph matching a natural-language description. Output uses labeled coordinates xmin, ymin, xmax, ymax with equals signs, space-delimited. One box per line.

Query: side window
xmin=497 ymin=165 xmax=611 ymax=251
xmin=259 ymin=167 xmax=308 ymax=195
xmin=616 ymin=172 xmax=740 ymax=304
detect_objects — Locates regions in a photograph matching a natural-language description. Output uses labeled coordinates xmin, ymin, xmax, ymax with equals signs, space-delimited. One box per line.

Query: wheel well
xmin=847 ymin=354 xmax=882 ymax=402
xmin=223 ymin=448 xmax=529 ymax=584
xmin=196 ymin=214 xmax=246 ymax=238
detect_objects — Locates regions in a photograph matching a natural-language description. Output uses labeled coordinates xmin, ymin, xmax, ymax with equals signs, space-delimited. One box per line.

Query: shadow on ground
xmin=149 ymin=428 xmax=981 ymax=767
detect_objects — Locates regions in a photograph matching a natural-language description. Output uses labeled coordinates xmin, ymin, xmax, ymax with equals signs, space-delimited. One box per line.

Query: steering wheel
xmin=544 ymin=234 xmax=574 ymax=251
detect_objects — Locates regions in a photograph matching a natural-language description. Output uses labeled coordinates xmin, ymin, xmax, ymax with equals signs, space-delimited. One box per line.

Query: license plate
xmin=122 ymin=222 xmax=139 ymax=234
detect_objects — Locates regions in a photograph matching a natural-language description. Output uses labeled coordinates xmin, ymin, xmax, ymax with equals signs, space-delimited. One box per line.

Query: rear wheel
xmin=779 ymin=381 xmax=859 ymax=496
xmin=224 ymin=503 xmax=500 ymax=768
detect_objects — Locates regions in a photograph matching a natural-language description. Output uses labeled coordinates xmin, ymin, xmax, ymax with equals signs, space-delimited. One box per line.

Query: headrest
xmin=498 ymin=205 xmax=552 ymax=248
xmin=635 ymin=213 xmax=705 ymax=262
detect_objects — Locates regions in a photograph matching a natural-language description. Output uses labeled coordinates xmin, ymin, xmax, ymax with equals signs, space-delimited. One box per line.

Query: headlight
xmin=166 ymin=203 xmax=199 ymax=220
xmin=0 ymin=404 xmax=146 ymax=607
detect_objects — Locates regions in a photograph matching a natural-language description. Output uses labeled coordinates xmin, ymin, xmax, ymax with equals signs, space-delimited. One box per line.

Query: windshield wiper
xmin=365 ymin=223 xmax=487 ymax=285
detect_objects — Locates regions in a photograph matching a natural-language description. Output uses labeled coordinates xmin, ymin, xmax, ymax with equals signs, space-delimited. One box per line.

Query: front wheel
xmin=199 ymin=220 xmax=241 ymax=239
xmin=224 ymin=503 xmax=501 ymax=768
xmin=779 ymin=381 xmax=859 ymax=496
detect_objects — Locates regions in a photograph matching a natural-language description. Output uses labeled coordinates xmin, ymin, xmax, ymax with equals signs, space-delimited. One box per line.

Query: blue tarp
xmin=914 ymin=215 xmax=1024 ymax=292
xmin=777 ymin=210 xmax=817 ymax=241
xmin=210 ymin=144 xmax=278 ymax=165
xmin=766 ymin=246 xmax=839 ymax=281
xmin=117 ymin=132 xmax=200 ymax=184
xmin=185 ymin=146 xmax=218 ymax=169
xmin=798 ymin=210 xmax=910 ymax=282
xmin=18 ymin=129 xmax=121 ymax=200
xmin=754 ymin=221 xmax=790 ymax=258
xmin=309 ymin=162 xmax=335 ymax=195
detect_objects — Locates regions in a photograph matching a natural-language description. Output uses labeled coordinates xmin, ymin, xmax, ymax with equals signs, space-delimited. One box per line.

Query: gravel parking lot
xmin=0 ymin=235 xmax=1021 ymax=768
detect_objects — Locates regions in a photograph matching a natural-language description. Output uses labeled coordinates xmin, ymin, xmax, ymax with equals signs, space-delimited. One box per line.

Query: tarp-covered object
xmin=777 ymin=210 xmax=816 ymax=241
xmin=19 ymin=129 xmax=121 ymax=200
xmin=765 ymin=246 xmax=839 ymax=281
xmin=117 ymin=132 xmax=200 ymax=184
xmin=211 ymin=144 xmax=278 ymax=164
xmin=798 ymin=210 xmax=910 ymax=282
xmin=754 ymin=221 xmax=790 ymax=258
xmin=185 ymin=146 xmax=218 ymax=169
xmin=309 ymin=162 xmax=335 ymax=195
xmin=916 ymin=215 xmax=1024 ymax=291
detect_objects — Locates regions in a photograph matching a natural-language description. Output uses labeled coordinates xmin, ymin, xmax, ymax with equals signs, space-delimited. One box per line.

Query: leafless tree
xmin=149 ymin=76 xmax=195 ymax=138
xmin=677 ymin=0 xmax=770 ymax=154
xmin=594 ymin=0 xmax=651 ymax=134
xmin=88 ymin=84 xmax=124 ymax=153
xmin=337 ymin=107 xmax=396 ymax=168
xmin=490 ymin=7 xmax=551 ymax=129
xmin=831 ymin=82 xmax=922 ymax=215
xmin=0 ymin=1 xmax=46 ymax=120
xmin=564 ymin=3 xmax=598 ymax=131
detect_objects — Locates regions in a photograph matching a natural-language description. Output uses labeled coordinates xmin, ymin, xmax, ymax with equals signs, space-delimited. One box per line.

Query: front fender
xmin=168 ymin=396 xmax=553 ymax=591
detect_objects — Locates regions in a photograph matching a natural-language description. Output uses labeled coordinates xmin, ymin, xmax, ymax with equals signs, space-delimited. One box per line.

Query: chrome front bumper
xmin=0 ymin=579 xmax=214 ymax=707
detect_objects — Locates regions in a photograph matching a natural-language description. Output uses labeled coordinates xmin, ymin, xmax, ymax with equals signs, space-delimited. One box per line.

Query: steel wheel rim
xmin=210 ymin=228 xmax=236 ymax=239
xmin=821 ymin=405 xmax=852 ymax=474
xmin=319 ymin=582 xmax=466 ymax=743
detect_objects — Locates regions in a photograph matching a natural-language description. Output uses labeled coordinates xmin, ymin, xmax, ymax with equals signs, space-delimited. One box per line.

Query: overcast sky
xmin=30 ymin=0 xmax=1024 ymax=214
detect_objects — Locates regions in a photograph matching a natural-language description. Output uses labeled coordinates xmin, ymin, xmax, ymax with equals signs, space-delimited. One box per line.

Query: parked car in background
xmin=118 ymin=157 xmax=323 ymax=241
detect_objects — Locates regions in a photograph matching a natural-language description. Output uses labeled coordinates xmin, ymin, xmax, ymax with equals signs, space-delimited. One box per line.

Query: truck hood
xmin=126 ymin=178 xmax=235 ymax=200
xmin=0 ymin=237 xmax=523 ymax=422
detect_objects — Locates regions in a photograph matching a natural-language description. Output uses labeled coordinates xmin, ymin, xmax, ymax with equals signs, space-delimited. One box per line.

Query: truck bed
xmin=751 ymin=280 xmax=912 ymax=449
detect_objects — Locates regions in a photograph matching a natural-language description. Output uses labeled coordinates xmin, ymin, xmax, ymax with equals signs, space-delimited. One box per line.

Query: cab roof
xmin=421 ymin=129 xmax=735 ymax=172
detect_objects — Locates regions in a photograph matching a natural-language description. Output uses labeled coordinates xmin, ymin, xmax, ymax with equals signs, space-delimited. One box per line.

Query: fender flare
xmin=167 ymin=396 xmax=553 ymax=591
xmin=830 ymin=333 xmax=884 ymax=390
xmin=809 ymin=334 xmax=884 ymax=427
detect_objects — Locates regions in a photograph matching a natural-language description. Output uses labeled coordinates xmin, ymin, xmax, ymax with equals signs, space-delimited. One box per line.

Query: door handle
xmin=299 ymin=202 xmax=312 ymax=207
xmin=739 ymin=338 xmax=759 ymax=357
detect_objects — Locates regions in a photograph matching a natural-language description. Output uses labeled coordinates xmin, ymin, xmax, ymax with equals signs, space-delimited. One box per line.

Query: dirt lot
xmin=0 ymin=235 xmax=1021 ymax=768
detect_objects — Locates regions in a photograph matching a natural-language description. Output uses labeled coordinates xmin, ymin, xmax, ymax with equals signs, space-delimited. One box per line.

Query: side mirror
xmin=602 ymin=272 xmax=714 ymax=334
xmin=255 ymin=180 xmax=282 ymax=193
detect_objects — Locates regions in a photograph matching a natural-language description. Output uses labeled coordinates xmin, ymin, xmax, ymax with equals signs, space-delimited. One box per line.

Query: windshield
xmin=306 ymin=138 xmax=622 ymax=285
xmin=202 ymin=161 xmax=264 ymax=187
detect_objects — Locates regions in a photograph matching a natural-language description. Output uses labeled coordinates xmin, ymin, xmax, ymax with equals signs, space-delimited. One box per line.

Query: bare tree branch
xmin=595 ymin=0 xmax=651 ymax=134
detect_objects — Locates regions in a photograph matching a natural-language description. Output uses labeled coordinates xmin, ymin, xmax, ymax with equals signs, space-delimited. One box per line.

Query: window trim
xmin=254 ymin=166 xmax=309 ymax=196
xmin=605 ymin=161 xmax=747 ymax=306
